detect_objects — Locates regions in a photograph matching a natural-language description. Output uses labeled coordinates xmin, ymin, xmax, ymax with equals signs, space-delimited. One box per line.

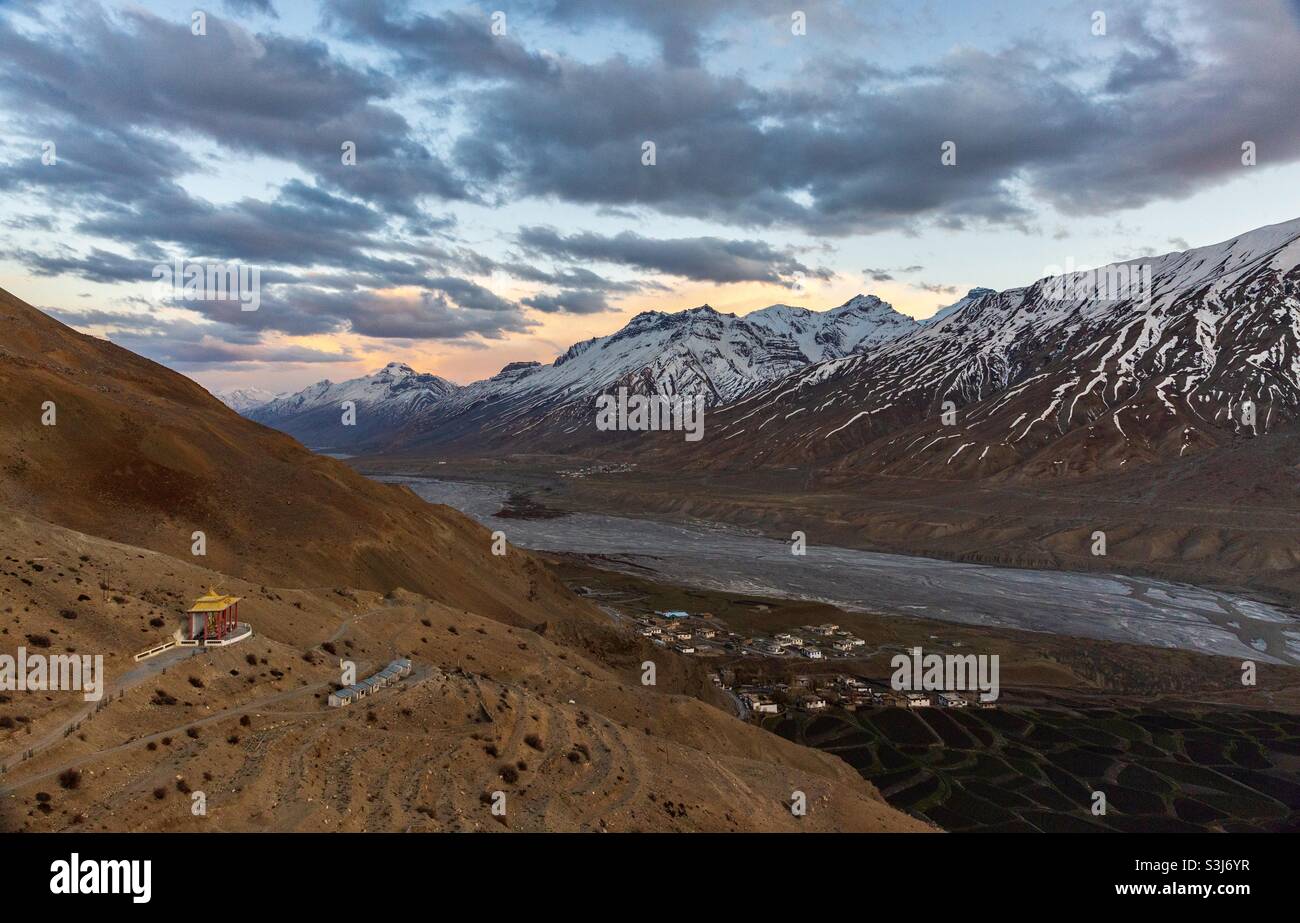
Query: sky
xmin=1 ymin=0 xmax=1298 ymax=394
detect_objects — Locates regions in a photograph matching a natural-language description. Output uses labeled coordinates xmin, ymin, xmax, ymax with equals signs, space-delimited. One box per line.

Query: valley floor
xmin=364 ymin=450 xmax=1300 ymax=599
xmin=545 ymin=556 xmax=1300 ymax=832
xmin=360 ymin=464 xmax=1300 ymax=665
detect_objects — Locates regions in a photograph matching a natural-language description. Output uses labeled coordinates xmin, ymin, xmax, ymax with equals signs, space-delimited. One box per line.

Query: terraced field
xmin=767 ymin=704 xmax=1300 ymax=832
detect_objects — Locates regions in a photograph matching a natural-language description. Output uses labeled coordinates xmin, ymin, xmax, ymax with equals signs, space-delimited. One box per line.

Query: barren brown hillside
xmin=0 ymin=286 xmax=576 ymax=632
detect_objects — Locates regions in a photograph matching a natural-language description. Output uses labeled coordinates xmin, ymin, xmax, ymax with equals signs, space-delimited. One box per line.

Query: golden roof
xmin=187 ymin=587 xmax=243 ymax=613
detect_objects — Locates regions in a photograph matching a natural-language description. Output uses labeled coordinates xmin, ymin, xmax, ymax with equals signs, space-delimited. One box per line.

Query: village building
xmin=740 ymin=693 xmax=781 ymax=714
xmin=329 ymin=658 xmax=412 ymax=707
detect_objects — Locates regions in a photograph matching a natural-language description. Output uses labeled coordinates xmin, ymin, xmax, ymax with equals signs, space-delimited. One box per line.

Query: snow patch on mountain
xmin=215 ymin=387 xmax=280 ymax=413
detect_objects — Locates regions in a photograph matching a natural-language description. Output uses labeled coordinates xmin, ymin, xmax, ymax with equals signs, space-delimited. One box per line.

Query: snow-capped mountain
xmin=925 ymin=288 xmax=996 ymax=325
xmin=247 ymin=362 xmax=459 ymax=450
xmin=380 ymin=296 xmax=918 ymax=455
xmin=214 ymin=386 xmax=280 ymax=413
xmin=491 ymin=296 xmax=914 ymax=405
xmin=682 ymin=217 xmax=1300 ymax=479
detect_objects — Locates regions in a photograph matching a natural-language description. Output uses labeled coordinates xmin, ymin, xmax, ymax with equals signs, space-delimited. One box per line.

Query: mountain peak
xmin=831 ymin=293 xmax=890 ymax=314
xmin=496 ymin=360 xmax=542 ymax=378
xmin=925 ymin=287 xmax=996 ymax=324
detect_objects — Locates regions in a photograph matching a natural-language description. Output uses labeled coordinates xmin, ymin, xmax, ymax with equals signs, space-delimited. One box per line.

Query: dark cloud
xmin=515 ymin=0 xmax=848 ymax=68
xmin=496 ymin=262 xmax=666 ymax=294
xmin=425 ymin=276 xmax=517 ymax=314
xmin=76 ymin=180 xmax=401 ymax=274
xmin=8 ymin=247 xmax=158 ymax=284
xmin=343 ymin=288 xmax=534 ymax=340
xmin=522 ymin=289 xmax=613 ymax=314
xmin=0 ymin=6 xmax=468 ymax=215
xmin=222 ymin=0 xmax=278 ymax=17
xmin=3 ymin=213 xmax=56 ymax=231
xmin=45 ymin=306 xmax=355 ymax=368
xmin=450 ymin=0 xmax=1300 ymax=233
xmin=0 ymin=121 xmax=198 ymax=208
xmin=518 ymin=227 xmax=829 ymax=285
xmin=1102 ymin=16 xmax=1190 ymax=93
xmin=323 ymin=1 xmax=555 ymax=82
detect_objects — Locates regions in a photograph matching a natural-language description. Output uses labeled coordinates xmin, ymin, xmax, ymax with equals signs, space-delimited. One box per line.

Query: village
xmin=634 ymin=608 xmax=868 ymax=660
xmin=629 ymin=608 xmax=998 ymax=719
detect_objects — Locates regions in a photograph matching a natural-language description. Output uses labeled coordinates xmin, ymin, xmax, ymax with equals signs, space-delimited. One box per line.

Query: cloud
xmin=522 ymin=289 xmax=613 ymax=314
xmin=0 ymin=5 xmax=468 ymax=216
xmin=45 ymin=306 xmax=354 ymax=368
xmin=499 ymin=262 xmax=661 ymax=293
xmin=1102 ymin=14 xmax=1190 ymax=93
xmin=8 ymin=246 xmax=158 ymax=284
xmin=342 ymin=289 xmax=535 ymax=340
xmin=449 ymin=0 xmax=1300 ymax=234
xmin=4 ymin=0 xmax=1300 ymax=374
xmin=74 ymin=180 xmax=410 ymax=276
xmin=222 ymin=0 xmax=278 ymax=17
xmin=517 ymin=226 xmax=829 ymax=285
xmin=323 ymin=1 xmax=554 ymax=81
xmin=511 ymin=0 xmax=851 ymax=68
